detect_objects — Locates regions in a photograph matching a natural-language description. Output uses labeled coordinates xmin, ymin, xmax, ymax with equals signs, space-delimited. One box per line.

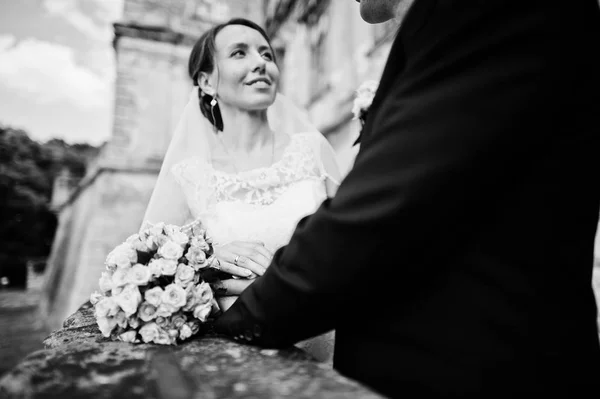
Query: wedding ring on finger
xmin=234 ymin=255 xmax=241 ymax=266
xmin=212 ymin=258 xmax=221 ymax=270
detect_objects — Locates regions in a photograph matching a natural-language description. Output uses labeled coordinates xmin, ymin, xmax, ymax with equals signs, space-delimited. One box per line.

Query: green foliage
xmin=0 ymin=124 xmax=101 ymax=283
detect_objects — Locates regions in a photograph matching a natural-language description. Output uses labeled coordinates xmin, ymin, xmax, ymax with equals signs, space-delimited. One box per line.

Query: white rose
xmin=163 ymin=224 xmax=177 ymax=236
xmin=154 ymin=327 xmax=175 ymax=345
xmin=193 ymin=302 xmax=212 ymax=322
xmin=133 ymin=238 xmax=151 ymax=253
xmin=168 ymin=329 xmax=179 ymax=340
xmin=185 ymin=247 xmax=208 ymax=270
xmin=126 ymin=264 xmax=152 ymax=286
xmin=155 ymin=258 xmax=178 ymax=276
xmin=165 ymin=225 xmax=189 ymax=247
xmin=191 ymin=224 xmax=206 ymax=237
xmin=128 ymin=316 xmax=141 ymax=329
xmin=149 ymin=222 xmax=165 ymax=237
xmin=175 ymin=264 xmax=195 ymax=288
xmin=170 ymin=313 xmax=187 ymax=329
xmin=90 ymin=291 xmax=104 ymax=305
xmin=105 ymin=263 xmax=117 ymax=273
xmin=144 ymin=286 xmax=163 ymax=307
xmin=179 ymin=324 xmax=193 ymax=340
xmin=98 ymin=272 xmax=114 ymax=293
xmin=94 ymin=297 xmax=119 ymax=318
xmin=171 ymin=231 xmax=189 ymax=247
xmin=154 ymin=316 xmax=169 ymax=329
xmin=111 ymin=269 xmax=128 ymax=289
xmin=158 ymin=240 xmax=184 ymax=260
xmin=155 ymin=303 xmax=178 ymax=318
xmin=126 ymin=233 xmax=151 ymax=253
xmin=352 ymin=96 xmax=373 ymax=119
xmin=107 ymin=243 xmax=137 ymax=269
xmin=182 ymin=285 xmax=197 ymax=312
xmin=193 ymin=282 xmax=214 ymax=305
xmin=145 ymin=236 xmax=159 ymax=252
xmin=139 ymin=322 xmax=160 ymax=343
xmin=190 ymin=236 xmax=211 ymax=252
xmin=138 ymin=302 xmax=158 ymax=322
xmin=114 ymin=284 xmax=142 ymax=317
xmin=186 ymin=320 xmax=200 ymax=335
xmin=147 ymin=259 xmax=162 ymax=277
xmin=352 ymin=80 xmax=379 ymax=119
xmin=118 ymin=330 xmax=138 ymax=343
xmin=111 ymin=286 xmax=124 ymax=296
xmin=162 ymin=284 xmax=187 ymax=309
xmin=356 ymin=79 xmax=378 ymax=96
xmin=115 ymin=310 xmax=128 ymax=328
xmin=97 ymin=316 xmax=117 ymax=337
xmin=125 ymin=233 xmax=140 ymax=245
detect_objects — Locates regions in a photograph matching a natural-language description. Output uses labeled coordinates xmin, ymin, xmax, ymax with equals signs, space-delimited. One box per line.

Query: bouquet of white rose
xmin=90 ymin=222 xmax=220 ymax=345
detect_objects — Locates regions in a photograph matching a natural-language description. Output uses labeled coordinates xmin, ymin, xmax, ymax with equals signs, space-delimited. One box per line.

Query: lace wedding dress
xmin=171 ymin=132 xmax=338 ymax=365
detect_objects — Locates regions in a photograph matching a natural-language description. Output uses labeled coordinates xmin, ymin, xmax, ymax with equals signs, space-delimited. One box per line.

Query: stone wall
xmin=0 ymin=302 xmax=383 ymax=399
xmin=121 ymin=0 xmax=266 ymax=37
xmin=103 ymin=36 xmax=191 ymax=170
xmin=41 ymin=170 xmax=159 ymax=330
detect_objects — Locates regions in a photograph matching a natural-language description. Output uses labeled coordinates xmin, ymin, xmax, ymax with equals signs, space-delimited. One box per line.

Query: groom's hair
xmin=188 ymin=18 xmax=277 ymax=132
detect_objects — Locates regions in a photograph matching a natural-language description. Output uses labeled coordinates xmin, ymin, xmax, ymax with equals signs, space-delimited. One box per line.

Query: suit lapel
xmin=355 ymin=0 xmax=437 ymax=146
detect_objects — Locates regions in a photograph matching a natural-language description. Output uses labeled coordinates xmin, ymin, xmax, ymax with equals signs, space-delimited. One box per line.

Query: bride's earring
xmin=210 ymin=95 xmax=218 ymax=133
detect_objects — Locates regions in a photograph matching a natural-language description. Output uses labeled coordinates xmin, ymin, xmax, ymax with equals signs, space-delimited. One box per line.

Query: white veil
xmin=141 ymin=87 xmax=326 ymax=231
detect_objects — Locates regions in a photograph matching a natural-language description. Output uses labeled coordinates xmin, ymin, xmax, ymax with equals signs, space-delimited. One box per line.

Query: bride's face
xmin=206 ymin=25 xmax=279 ymax=111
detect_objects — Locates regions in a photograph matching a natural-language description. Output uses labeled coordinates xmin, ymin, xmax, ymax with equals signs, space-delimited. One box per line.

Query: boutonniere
xmin=351 ymin=80 xmax=379 ymax=145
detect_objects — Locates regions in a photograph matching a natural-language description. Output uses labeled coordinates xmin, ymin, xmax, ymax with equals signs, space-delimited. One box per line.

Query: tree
xmin=0 ymin=125 xmax=100 ymax=288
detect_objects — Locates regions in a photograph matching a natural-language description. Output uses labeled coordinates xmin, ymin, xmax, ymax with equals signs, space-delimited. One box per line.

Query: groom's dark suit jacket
xmin=216 ymin=1 xmax=600 ymax=396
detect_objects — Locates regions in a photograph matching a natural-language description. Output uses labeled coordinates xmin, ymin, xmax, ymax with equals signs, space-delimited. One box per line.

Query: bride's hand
xmin=213 ymin=240 xmax=273 ymax=278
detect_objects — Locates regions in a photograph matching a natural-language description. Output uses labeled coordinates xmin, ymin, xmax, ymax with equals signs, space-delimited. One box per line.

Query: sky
xmin=0 ymin=0 xmax=124 ymax=145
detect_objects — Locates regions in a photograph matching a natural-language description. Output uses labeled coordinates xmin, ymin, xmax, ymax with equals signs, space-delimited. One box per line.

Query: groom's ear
xmin=198 ymin=72 xmax=215 ymax=97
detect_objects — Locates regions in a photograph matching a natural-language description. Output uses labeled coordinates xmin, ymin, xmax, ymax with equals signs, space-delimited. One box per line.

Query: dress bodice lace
xmin=171 ymin=133 xmax=332 ymax=253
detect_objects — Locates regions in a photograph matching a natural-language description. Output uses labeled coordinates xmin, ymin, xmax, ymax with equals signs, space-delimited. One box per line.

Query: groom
xmin=215 ymin=0 xmax=600 ymax=396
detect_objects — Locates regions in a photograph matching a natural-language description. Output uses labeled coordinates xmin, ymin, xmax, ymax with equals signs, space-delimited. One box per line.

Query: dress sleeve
xmin=308 ymin=132 xmax=342 ymax=187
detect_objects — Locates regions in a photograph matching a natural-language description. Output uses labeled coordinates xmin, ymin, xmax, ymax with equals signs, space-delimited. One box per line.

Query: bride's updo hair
xmin=188 ymin=18 xmax=277 ymax=132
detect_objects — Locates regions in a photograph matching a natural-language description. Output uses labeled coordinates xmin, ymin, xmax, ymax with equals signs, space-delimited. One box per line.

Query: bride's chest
xmin=204 ymin=180 xmax=326 ymax=250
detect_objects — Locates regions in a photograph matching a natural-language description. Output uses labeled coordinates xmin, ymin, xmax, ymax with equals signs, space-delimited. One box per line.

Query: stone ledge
xmin=0 ymin=302 xmax=383 ymax=398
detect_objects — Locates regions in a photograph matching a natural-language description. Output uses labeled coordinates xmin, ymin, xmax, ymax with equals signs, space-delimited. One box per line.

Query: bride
xmin=141 ymin=18 xmax=341 ymax=364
